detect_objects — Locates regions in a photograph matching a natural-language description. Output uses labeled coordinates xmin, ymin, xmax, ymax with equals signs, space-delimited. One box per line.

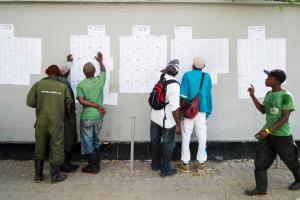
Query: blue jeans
xmin=80 ymin=119 xmax=103 ymax=155
xmin=150 ymin=121 xmax=176 ymax=175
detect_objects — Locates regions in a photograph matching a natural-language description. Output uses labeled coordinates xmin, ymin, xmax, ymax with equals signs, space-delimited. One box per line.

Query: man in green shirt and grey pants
xmin=245 ymin=69 xmax=300 ymax=196
xmin=76 ymin=52 xmax=106 ymax=174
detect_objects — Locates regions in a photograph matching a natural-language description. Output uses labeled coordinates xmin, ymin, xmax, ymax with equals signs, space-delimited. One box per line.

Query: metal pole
xmin=275 ymin=155 xmax=280 ymax=169
xmin=130 ymin=116 xmax=135 ymax=171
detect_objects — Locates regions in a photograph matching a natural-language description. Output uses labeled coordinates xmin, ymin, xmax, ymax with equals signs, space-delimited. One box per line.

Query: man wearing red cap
xmin=27 ymin=65 xmax=72 ymax=183
xmin=245 ymin=69 xmax=300 ymax=196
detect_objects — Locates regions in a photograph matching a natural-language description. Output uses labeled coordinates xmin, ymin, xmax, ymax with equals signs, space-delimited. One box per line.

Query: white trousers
xmin=181 ymin=112 xmax=207 ymax=164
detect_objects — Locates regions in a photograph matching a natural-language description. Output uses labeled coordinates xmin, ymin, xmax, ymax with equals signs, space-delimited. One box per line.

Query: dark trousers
xmin=150 ymin=121 xmax=175 ymax=174
xmin=254 ymin=135 xmax=300 ymax=190
xmin=63 ymin=113 xmax=78 ymax=153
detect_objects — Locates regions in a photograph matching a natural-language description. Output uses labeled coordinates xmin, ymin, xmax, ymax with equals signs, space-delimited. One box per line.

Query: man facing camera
xmin=245 ymin=69 xmax=300 ymax=196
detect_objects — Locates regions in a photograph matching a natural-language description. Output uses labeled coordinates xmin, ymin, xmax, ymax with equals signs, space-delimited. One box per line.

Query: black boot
xmin=289 ymin=168 xmax=300 ymax=190
xmin=245 ymin=171 xmax=267 ymax=196
xmin=50 ymin=164 xmax=67 ymax=183
xmin=66 ymin=151 xmax=79 ymax=170
xmin=60 ymin=151 xmax=78 ymax=173
xmin=68 ymin=152 xmax=79 ymax=170
xmin=34 ymin=160 xmax=44 ymax=183
xmin=95 ymin=148 xmax=101 ymax=170
xmin=82 ymin=152 xmax=99 ymax=174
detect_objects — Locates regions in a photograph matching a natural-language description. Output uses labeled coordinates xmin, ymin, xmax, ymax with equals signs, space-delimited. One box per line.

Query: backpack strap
xmin=162 ymin=79 xmax=180 ymax=106
xmin=163 ymin=106 xmax=167 ymax=133
xmin=166 ymin=79 xmax=180 ymax=86
xmin=160 ymin=73 xmax=166 ymax=81
xmin=163 ymin=79 xmax=180 ymax=104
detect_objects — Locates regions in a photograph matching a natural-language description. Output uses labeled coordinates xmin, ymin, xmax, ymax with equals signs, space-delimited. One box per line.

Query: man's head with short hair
xmin=83 ymin=62 xmax=96 ymax=77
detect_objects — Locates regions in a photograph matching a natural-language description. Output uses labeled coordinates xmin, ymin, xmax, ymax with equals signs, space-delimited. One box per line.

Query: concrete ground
xmin=0 ymin=159 xmax=300 ymax=200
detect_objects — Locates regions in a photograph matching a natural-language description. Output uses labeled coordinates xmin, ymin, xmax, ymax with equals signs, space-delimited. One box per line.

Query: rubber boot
xmin=50 ymin=164 xmax=67 ymax=183
xmin=245 ymin=171 xmax=267 ymax=196
xmin=289 ymin=168 xmax=300 ymax=190
xmin=60 ymin=151 xmax=77 ymax=173
xmin=81 ymin=152 xmax=99 ymax=174
xmin=68 ymin=151 xmax=79 ymax=170
xmin=34 ymin=160 xmax=44 ymax=183
xmin=95 ymin=148 xmax=101 ymax=170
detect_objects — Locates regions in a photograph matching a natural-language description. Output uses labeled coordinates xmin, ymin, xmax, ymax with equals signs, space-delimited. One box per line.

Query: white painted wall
xmin=0 ymin=2 xmax=299 ymax=142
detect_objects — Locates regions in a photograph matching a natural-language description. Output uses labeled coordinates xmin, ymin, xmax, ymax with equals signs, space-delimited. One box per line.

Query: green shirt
xmin=263 ymin=89 xmax=295 ymax=136
xmin=27 ymin=77 xmax=72 ymax=120
xmin=76 ymin=72 xmax=106 ymax=120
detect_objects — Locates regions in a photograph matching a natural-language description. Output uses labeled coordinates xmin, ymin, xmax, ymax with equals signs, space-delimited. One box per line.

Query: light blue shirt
xmin=180 ymin=69 xmax=213 ymax=118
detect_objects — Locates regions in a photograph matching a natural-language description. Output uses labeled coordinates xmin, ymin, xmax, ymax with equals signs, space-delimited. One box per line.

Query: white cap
xmin=58 ymin=61 xmax=72 ymax=75
xmin=193 ymin=57 xmax=205 ymax=69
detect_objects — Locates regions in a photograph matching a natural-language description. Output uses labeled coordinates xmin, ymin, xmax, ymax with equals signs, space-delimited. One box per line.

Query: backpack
xmin=148 ymin=73 xmax=179 ymax=110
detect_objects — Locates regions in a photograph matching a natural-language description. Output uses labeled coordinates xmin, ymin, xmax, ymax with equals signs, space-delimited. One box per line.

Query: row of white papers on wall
xmin=0 ymin=24 xmax=287 ymax=100
xmin=237 ymin=26 xmax=286 ymax=99
xmin=70 ymin=25 xmax=118 ymax=105
xmin=0 ymin=24 xmax=41 ymax=85
xmin=171 ymin=27 xmax=229 ymax=85
xmin=119 ymin=25 xmax=167 ymax=93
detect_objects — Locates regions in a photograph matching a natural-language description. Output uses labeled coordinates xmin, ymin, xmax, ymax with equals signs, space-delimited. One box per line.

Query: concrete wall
xmin=0 ymin=2 xmax=299 ymax=142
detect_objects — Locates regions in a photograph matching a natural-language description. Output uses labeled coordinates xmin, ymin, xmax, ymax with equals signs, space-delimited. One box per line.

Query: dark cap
xmin=45 ymin=65 xmax=61 ymax=76
xmin=160 ymin=59 xmax=180 ymax=75
xmin=264 ymin=69 xmax=286 ymax=83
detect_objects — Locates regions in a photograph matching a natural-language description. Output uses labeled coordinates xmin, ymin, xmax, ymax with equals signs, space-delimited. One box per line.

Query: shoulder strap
xmin=166 ymin=79 xmax=179 ymax=85
xmin=198 ymin=72 xmax=205 ymax=93
xmin=159 ymin=73 xmax=166 ymax=81
xmin=163 ymin=79 xmax=179 ymax=109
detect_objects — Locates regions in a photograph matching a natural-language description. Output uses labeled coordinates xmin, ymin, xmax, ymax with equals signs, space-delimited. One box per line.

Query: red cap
xmin=45 ymin=65 xmax=61 ymax=76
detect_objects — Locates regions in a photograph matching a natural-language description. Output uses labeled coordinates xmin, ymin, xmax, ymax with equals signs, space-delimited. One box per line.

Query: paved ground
xmin=0 ymin=159 xmax=300 ymax=200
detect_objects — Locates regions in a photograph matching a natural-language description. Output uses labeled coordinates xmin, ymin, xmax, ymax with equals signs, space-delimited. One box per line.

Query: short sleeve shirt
xmin=76 ymin=72 xmax=106 ymax=120
xmin=263 ymin=89 xmax=295 ymax=136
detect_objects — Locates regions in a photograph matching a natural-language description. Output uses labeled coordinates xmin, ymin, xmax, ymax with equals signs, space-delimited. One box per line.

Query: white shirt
xmin=150 ymin=74 xmax=180 ymax=128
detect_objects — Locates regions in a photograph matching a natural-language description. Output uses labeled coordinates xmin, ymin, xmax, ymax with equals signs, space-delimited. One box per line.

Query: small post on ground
xmin=275 ymin=155 xmax=280 ymax=169
xmin=130 ymin=116 xmax=136 ymax=171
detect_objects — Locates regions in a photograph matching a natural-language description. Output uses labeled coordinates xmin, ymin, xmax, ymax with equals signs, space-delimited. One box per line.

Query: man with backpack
xmin=149 ymin=59 xmax=181 ymax=178
xmin=176 ymin=57 xmax=212 ymax=173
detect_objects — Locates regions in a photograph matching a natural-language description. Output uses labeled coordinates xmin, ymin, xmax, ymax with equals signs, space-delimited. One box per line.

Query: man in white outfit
xmin=176 ymin=57 xmax=213 ymax=172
